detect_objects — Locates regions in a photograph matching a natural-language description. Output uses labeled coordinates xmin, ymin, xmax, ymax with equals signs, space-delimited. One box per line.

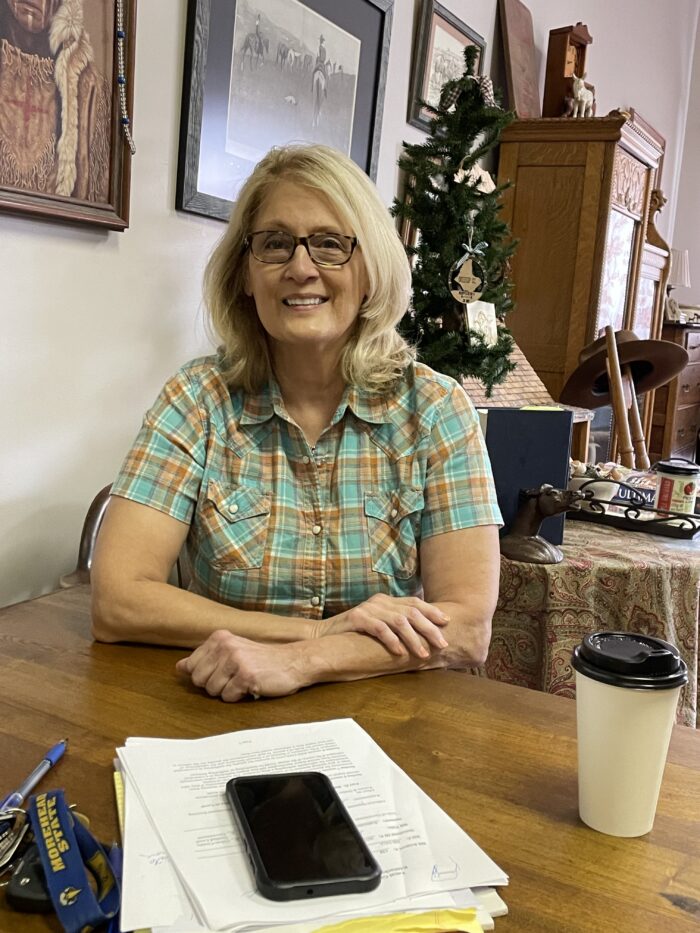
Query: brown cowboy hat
xmin=559 ymin=330 xmax=688 ymax=409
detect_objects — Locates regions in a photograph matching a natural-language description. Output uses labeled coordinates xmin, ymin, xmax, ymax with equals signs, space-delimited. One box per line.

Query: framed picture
xmin=498 ymin=0 xmax=541 ymax=118
xmin=407 ymin=1 xmax=485 ymax=133
xmin=177 ymin=0 xmax=394 ymax=223
xmin=0 ymin=0 xmax=136 ymax=230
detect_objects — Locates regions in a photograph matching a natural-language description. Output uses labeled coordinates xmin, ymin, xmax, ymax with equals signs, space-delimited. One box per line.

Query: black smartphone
xmin=225 ymin=771 xmax=381 ymax=901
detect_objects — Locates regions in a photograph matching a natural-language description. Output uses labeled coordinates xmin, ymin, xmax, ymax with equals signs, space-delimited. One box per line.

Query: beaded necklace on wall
xmin=116 ymin=0 xmax=136 ymax=155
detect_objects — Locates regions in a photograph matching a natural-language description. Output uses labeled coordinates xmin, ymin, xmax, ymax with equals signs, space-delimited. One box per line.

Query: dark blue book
xmin=479 ymin=408 xmax=574 ymax=545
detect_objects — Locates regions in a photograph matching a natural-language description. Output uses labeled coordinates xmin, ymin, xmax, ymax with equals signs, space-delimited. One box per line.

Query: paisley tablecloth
xmin=486 ymin=521 xmax=700 ymax=727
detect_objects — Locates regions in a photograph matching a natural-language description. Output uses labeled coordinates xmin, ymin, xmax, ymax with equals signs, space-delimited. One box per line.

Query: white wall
xmin=672 ymin=14 xmax=700 ymax=306
xmin=2 ymin=0 xmax=698 ymax=606
xmin=1 ymin=1 xmax=216 ymax=606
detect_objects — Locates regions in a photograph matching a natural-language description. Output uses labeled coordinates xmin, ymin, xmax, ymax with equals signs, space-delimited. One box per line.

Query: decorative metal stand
xmin=568 ymin=479 xmax=700 ymax=539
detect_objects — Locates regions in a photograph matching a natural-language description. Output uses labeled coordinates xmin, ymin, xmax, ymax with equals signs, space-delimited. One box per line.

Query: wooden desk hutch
xmin=651 ymin=323 xmax=700 ymax=464
xmin=497 ymin=112 xmax=668 ymax=457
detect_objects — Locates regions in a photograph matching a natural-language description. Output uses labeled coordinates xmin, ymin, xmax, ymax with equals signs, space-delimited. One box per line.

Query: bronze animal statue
xmin=500 ymin=484 xmax=587 ymax=564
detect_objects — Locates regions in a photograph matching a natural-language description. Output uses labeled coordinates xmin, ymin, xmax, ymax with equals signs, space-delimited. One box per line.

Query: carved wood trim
xmin=611 ymin=148 xmax=647 ymax=215
xmin=501 ymin=115 xmax=627 ymax=143
xmin=646 ymin=188 xmax=670 ymax=252
xmin=626 ymin=108 xmax=666 ymax=156
xmin=501 ymin=113 xmax=665 ymax=166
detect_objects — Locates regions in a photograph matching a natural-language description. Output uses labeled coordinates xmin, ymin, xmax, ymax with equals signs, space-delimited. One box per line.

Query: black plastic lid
xmin=572 ymin=632 xmax=688 ymax=689
xmin=653 ymin=458 xmax=700 ymax=476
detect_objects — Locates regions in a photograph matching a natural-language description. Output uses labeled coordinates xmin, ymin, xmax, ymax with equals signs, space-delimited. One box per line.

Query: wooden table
xmin=489 ymin=521 xmax=700 ymax=727
xmin=1 ymin=587 xmax=699 ymax=932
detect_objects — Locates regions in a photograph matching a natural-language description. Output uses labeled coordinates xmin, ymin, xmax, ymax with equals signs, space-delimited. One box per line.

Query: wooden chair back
xmin=60 ymin=487 xmax=190 ymax=588
xmin=604 ymin=325 xmax=651 ymax=470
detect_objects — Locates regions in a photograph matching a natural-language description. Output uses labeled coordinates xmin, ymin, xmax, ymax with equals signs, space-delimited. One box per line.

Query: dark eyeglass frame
xmin=244 ymin=230 xmax=358 ymax=267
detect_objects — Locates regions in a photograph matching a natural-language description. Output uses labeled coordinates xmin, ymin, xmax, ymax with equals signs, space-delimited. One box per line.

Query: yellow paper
xmin=113 ymin=771 xmax=125 ymax=834
xmin=310 ymin=907 xmax=483 ymax=933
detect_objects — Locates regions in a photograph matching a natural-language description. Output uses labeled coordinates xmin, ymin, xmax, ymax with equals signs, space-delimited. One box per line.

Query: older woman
xmin=91 ymin=144 xmax=502 ymax=702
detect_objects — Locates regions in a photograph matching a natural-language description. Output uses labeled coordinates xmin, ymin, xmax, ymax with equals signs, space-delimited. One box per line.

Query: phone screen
xmin=226 ymin=772 xmax=381 ymax=900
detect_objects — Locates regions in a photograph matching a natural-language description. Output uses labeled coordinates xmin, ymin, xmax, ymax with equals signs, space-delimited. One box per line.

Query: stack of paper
xmin=116 ymin=718 xmax=508 ymax=932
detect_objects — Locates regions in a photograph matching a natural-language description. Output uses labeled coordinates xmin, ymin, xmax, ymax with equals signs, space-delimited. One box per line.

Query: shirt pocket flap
xmin=364 ymin=487 xmax=424 ymax=526
xmin=206 ymin=480 xmax=271 ymax=523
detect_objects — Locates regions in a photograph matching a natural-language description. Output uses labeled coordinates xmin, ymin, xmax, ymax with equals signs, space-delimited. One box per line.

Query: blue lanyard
xmin=26 ymin=790 xmax=120 ymax=933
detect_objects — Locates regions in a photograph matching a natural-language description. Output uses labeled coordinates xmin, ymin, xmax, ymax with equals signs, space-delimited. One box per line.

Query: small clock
xmin=542 ymin=23 xmax=593 ymax=117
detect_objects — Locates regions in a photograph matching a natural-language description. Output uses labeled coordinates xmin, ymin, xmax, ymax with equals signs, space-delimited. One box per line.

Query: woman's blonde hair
xmin=203 ymin=144 xmax=414 ymax=393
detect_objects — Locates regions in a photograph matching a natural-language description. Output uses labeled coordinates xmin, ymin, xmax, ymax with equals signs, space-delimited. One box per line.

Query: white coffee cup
xmin=572 ymin=632 xmax=688 ymax=837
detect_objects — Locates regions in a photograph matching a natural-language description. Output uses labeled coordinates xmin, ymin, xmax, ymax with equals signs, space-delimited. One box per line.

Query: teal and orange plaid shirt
xmin=111 ymin=355 xmax=502 ymax=619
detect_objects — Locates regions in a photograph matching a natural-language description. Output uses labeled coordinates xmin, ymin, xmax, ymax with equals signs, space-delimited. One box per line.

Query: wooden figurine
xmin=542 ymin=22 xmax=593 ymax=117
xmin=500 ymin=484 xmax=586 ymax=564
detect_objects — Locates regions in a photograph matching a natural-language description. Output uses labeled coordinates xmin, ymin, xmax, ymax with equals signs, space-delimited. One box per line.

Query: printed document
xmin=118 ymin=718 xmax=507 ymax=931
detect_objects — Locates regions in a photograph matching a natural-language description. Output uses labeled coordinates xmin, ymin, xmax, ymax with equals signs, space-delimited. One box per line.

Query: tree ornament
xmin=470 ymin=74 xmax=498 ymax=109
xmin=449 ymin=230 xmax=488 ymax=306
xmin=440 ymin=83 xmax=462 ymax=111
xmin=454 ymin=162 xmax=496 ymax=193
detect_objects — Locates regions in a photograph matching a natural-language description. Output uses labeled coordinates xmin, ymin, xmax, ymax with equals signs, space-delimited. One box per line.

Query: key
xmin=6 ymin=843 xmax=53 ymax=913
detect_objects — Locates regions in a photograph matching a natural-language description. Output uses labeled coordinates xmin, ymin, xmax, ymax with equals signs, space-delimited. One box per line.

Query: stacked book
xmin=115 ymin=718 xmax=508 ymax=932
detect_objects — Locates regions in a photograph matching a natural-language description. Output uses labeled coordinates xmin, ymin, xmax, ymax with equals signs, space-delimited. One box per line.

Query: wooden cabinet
xmin=651 ymin=324 xmax=700 ymax=463
xmin=497 ymin=113 xmax=666 ymax=455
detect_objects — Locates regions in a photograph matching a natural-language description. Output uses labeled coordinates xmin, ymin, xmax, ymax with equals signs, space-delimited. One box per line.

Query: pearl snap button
xmin=312 ymin=524 xmax=322 ymax=535
xmin=390 ymin=507 xmax=398 ymax=518
xmin=229 ymin=504 xmax=239 ymax=515
xmin=302 ymin=456 xmax=311 ymax=464
xmin=310 ymin=596 xmax=321 ymax=606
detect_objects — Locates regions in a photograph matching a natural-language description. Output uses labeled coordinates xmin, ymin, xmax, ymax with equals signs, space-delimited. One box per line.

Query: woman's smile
xmin=281 ymin=294 xmax=328 ymax=308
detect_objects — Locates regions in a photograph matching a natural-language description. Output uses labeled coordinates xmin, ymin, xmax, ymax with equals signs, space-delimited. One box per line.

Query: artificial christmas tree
xmin=392 ymin=45 xmax=517 ymax=394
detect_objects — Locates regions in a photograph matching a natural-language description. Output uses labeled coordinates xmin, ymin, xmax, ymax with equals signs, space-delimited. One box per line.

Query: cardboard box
xmin=478 ymin=408 xmax=574 ymax=545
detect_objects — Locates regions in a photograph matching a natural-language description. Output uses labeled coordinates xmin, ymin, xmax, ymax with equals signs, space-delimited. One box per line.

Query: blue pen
xmin=0 ymin=739 xmax=68 ymax=811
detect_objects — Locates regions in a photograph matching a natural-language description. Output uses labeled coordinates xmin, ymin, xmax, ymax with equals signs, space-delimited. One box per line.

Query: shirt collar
xmin=239 ymin=379 xmax=391 ymax=427
xmin=338 ymin=383 xmax=391 ymax=425
xmin=238 ymin=379 xmax=278 ymax=425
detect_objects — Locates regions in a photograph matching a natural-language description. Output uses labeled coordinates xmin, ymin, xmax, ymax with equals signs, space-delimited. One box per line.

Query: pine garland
xmin=392 ymin=45 xmax=518 ymax=394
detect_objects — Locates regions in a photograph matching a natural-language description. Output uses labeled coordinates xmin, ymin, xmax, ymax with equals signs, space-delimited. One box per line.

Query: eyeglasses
xmin=244 ymin=230 xmax=358 ymax=266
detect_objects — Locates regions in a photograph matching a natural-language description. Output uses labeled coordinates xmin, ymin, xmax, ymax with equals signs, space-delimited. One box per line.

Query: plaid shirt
xmin=111 ymin=355 xmax=502 ymax=619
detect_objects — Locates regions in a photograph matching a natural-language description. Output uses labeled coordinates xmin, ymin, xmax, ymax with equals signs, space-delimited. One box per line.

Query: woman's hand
xmin=316 ymin=594 xmax=449 ymax=658
xmin=175 ymin=630 xmax=308 ymax=702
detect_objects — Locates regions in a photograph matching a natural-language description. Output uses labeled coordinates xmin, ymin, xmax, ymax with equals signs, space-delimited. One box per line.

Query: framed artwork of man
xmin=0 ymin=0 xmax=136 ymax=230
xmin=177 ymin=0 xmax=393 ymax=222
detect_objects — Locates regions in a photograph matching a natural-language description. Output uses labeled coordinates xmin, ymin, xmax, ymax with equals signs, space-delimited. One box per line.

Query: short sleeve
xmin=110 ymin=369 xmax=206 ymax=524
xmin=420 ymin=383 xmax=502 ymax=538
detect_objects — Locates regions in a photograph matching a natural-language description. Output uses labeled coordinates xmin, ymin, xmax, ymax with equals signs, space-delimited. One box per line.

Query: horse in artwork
xmin=240 ymin=32 xmax=268 ymax=69
xmin=311 ymin=63 xmax=328 ymax=127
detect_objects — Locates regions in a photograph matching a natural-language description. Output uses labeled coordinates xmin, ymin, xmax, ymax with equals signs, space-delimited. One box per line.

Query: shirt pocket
xmin=199 ymin=480 xmax=271 ymax=571
xmin=364 ymin=487 xmax=424 ymax=579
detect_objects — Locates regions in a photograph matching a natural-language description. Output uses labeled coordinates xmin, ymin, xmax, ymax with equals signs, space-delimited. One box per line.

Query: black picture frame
xmin=0 ymin=0 xmax=136 ymax=231
xmin=407 ymin=0 xmax=485 ymax=133
xmin=177 ymin=0 xmax=393 ymax=223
